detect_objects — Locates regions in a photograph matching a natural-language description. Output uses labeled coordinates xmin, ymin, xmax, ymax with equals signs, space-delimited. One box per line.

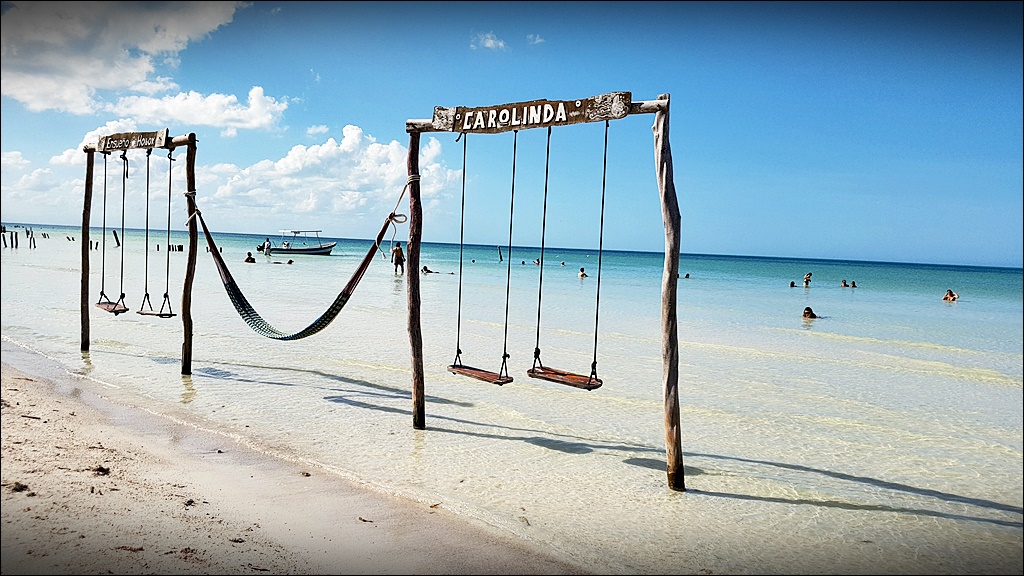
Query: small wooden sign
xmin=431 ymin=91 xmax=631 ymax=134
xmin=97 ymin=128 xmax=170 ymax=152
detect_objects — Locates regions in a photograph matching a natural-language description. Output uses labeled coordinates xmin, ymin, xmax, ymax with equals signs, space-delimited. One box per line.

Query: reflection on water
xmin=180 ymin=374 xmax=196 ymax=404
xmin=79 ymin=351 xmax=93 ymax=375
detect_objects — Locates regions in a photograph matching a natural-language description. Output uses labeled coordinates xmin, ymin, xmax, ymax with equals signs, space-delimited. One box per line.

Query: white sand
xmin=0 ymin=361 xmax=589 ymax=575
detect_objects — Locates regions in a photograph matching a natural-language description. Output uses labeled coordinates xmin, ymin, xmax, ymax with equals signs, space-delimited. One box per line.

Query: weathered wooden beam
xmin=180 ymin=133 xmax=198 ymax=376
xmin=83 ymin=132 xmax=192 ymax=153
xmin=81 ymin=148 xmax=94 ymax=352
xmin=653 ymin=94 xmax=685 ymax=492
xmin=407 ymin=132 xmax=426 ymax=429
xmin=407 ymin=94 xmax=668 ymax=134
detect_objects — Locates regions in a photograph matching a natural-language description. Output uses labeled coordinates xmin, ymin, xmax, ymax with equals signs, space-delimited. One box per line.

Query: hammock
xmin=196 ymin=210 xmax=399 ymax=340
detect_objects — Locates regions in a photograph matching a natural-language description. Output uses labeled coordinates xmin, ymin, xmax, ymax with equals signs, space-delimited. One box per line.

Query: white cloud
xmin=193 ymin=126 xmax=460 ymax=236
xmin=527 ymin=34 xmax=544 ymax=45
xmin=1 ymin=151 xmax=30 ymax=168
xmin=470 ymin=32 xmax=506 ymax=51
xmin=106 ymin=87 xmax=288 ymax=134
xmin=50 ymin=120 xmax=140 ymax=167
xmin=130 ymin=76 xmax=182 ymax=96
xmin=2 ymin=118 xmax=461 ymax=241
xmin=0 ymin=1 xmax=245 ymax=113
xmin=306 ymin=125 xmax=329 ymax=136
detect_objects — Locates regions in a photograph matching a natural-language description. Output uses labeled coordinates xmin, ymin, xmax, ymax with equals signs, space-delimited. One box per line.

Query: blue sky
xmin=1 ymin=1 xmax=1020 ymax=268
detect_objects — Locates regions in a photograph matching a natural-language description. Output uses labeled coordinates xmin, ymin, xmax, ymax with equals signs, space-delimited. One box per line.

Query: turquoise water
xmin=2 ymin=222 xmax=1021 ymax=574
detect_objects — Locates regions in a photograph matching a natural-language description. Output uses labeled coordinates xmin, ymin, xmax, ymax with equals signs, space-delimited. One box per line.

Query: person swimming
xmin=802 ymin=306 xmax=818 ymax=319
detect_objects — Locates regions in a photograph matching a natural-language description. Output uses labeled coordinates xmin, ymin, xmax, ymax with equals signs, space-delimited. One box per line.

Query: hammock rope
xmin=191 ymin=177 xmax=415 ymax=340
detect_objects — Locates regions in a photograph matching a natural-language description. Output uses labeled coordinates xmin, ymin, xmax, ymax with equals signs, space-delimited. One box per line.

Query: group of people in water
xmin=243 ymin=251 xmax=292 ymax=265
xmin=414 ymin=246 xmax=593 ymax=279
xmin=797 ymin=271 xmax=961 ymax=320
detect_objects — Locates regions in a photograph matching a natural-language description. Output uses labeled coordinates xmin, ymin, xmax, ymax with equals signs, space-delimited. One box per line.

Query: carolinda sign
xmin=430 ymin=92 xmax=631 ymax=134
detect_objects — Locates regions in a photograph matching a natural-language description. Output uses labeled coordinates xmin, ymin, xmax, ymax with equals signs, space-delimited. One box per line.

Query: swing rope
xmin=114 ymin=150 xmax=128 ymax=311
xmin=590 ymin=120 xmax=610 ymax=382
xmin=498 ymin=130 xmax=518 ymax=382
xmin=97 ymin=152 xmax=110 ymax=304
xmin=531 ymin=127 xmax=553 ymax=371
xmin=447 ymin=131 xmax=517 ymax=385
xmin=138 ymin=149 xmax=154 ymax=313
xmin=95 ymin=151 xmax=129 ymax=315
xmin=158 ymin=150 xmax=176 ymax=316
xmin=138 ymin=149 xmax=177 ymax=317
xmin=451 ymin=133 xmax=468 ymax=367
xmin=526 ymin=123 xmax=609 ymax=391
xmin=190 ymin=177 xmax=415 ymax=340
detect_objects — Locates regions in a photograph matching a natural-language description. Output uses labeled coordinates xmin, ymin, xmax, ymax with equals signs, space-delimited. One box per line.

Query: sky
xmin=1 ymin=1 xmax=1021 ymax=268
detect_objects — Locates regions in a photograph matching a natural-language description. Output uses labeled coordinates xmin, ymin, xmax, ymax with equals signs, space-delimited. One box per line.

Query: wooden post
xmin=653 ymin=94 xmax=685 ymax=492
xmin=180 ymin=133 xmax=198 ymax=375
xmin=407 ymin=132 xmax=426 ymax=429
xmin=81 ymin=148 xmax=95 ymax=352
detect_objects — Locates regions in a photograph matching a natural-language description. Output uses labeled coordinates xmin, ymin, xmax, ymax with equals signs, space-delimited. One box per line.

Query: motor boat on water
xmin=257 ymin=229 xmax=336 ymax=256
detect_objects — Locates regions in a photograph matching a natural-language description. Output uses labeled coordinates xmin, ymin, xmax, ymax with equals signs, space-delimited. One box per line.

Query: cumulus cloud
xmin=306 ymin=125 xmax=329 ymax=136
xmin=50 ymin=120 xmax=141 ymax=167
xmin=1 ymin=151 xmax=31 ymax=168
xmin=0 ymin=1 xmax=244 ymax=113
xmin=107 ymin=87 xmax=288 ymax=135
xmin=2 ymin=113 xmax=461 ymax=240
xmin=194 ymin=125 xmax=461 ymax=236
xmin=470 ymin=32 xmax=506 ymax=50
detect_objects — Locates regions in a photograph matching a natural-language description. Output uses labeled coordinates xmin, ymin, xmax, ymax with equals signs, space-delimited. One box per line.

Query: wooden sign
xmin=97 ymin=128 xmax=170 ymax=152
xmin=431 ymin=91 xmax=631 ymax=134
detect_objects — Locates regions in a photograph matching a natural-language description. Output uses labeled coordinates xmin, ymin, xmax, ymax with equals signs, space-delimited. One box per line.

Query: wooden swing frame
xmin=81 ymin=129 xmax=201 ymax=376
xmin=404 ymin=92 xmax=685 ymax=491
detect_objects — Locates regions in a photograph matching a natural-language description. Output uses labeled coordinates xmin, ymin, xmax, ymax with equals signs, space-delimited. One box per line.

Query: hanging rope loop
xmin=374 ymin=175 xmax=416 ymax=258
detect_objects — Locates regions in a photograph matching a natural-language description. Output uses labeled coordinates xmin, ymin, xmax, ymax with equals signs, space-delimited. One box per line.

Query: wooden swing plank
xmin=137 ymin=310 xmax=176 ymax=318
xmin=96 ymin=301 xmax=129 ymax=315
xmin=448 ymin=364 xmax=513 ymax=386
xmin=527 ymin=366 xmax=602 ymax=391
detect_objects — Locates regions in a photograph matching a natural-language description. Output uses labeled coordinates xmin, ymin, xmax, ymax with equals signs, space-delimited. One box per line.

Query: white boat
xmin=258 ymin=230 xmax=336 ymax=256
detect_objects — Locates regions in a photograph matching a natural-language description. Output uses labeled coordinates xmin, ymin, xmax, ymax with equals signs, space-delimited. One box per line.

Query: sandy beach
xmin=0 ymin=358 xmax=589 ymax=575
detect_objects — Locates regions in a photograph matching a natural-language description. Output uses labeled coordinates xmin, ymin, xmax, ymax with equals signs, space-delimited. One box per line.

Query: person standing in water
xmin=391 ymin=241 xmax=406 ymax=275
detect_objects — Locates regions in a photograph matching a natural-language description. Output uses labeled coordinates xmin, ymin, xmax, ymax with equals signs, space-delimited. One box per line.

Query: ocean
xmin=2 ymin=222 xmax=1021 ymax=574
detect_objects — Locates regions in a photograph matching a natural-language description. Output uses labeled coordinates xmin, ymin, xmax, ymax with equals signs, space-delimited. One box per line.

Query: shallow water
xmin=2 ymin=223 xmax=1021 ymax=574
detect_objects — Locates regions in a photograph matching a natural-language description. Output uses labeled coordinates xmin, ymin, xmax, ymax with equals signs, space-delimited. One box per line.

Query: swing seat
xmin=448 ymin=364 xmax=513 ymax=386
xmin=527 ymin=366 xmax=602 ymax=391
xmin=96 ymin=301 xmax=129 ymax=315
xmin=137 ymin=309 xmax=176 ymax=318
